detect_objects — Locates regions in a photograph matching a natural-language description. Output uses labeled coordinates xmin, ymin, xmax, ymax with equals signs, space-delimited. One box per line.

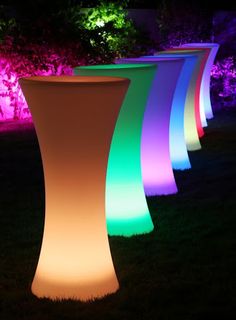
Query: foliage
xmin=0 ymin=36 xmax=97 ymax=120
xmin=1 ymin=1 xmax=235 ymax=120
xmin=0 ymin=1 xmax=145 ymax=121
xmin=0 ymin=5 xmax=16 ymax=42
xmin=154 ymin=0 xmax=236 ymax=109
xmin=211 ymin=57 xmax=236 ymax=109
xmin=1 ymin=1 xmax=71 ymax=41
xmin=61 ymin=0 xmax=138 ymax=60
xmin=156 ymin=0 xmax=213 ymax=49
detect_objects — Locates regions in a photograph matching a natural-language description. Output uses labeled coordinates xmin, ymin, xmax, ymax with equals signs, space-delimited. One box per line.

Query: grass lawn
xmin=0 ymin=108 xmax=236 ymax=319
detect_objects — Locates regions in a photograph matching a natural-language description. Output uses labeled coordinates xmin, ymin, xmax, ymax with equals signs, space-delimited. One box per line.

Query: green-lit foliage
xmin=1 ymin=1 xmax=151 ymax=62
xmin=64 ymin=1 xmax=138 ymax=60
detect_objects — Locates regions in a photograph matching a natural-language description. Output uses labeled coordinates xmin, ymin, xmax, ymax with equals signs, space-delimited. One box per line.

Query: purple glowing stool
xmin=181 ymin=43 xmax=220 ymax=120
xmin=141 ymin=54 xmax=197 ymax=171
xmin=117 ymin=57 xmax=184 ymax=195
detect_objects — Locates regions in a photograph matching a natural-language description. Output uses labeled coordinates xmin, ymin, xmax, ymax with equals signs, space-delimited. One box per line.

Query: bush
xmin=0 ymin=36 xmax=95 ymax=120
xmin=156 ymin=0 xmax=212 ymax=49
xmin=0 ymin=5 xmax=16 ymax=42
xmin=211 ymin=57 xmax=236 ymax=109
xmin=0 ymin=1 xmax=141 ymax=120
xmin=59 ymin=1 xmax=138 ymax=60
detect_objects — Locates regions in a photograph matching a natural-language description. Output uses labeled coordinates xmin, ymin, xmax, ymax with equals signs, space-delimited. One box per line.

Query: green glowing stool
xmin=74 ymin=64 xmax=156 ymax=237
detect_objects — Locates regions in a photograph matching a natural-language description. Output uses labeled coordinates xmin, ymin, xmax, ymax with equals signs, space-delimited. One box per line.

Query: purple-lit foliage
xmin=0 ymin=36 xmax=91 ymax=121
xmin=211 ymin=57 xmax=236 ymax=109
xmin=1 ymin=32 xmax=236 ymax=121
xmin=156 ymin=1 xmax=212 ymax=50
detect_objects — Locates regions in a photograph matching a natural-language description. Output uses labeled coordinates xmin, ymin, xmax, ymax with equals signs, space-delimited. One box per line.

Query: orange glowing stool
xmin=19 ymin=75 xmax=130 ymax=301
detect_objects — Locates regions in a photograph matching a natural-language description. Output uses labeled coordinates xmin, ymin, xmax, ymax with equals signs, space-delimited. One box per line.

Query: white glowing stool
xmin=181 ymin=43 xmax=220 ymax=120
xmin=19 ymin=75 xmax=130 ymax=301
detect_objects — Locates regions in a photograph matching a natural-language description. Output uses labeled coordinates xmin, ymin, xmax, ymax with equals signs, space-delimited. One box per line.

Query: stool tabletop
xmin=182 ymin=43 xmax=219 ymax=48
xmin=117 ymin=57 xmax=183 ymax=62
xmin=19 ymin=75 xmax=130 ymax=85
xmin=77 ymin=63 xmax=156 ymax=71
xmin=159 ymin=49 xmax=204 ymax=54
xmin=144 ymin=53 xmax=197 ymax=58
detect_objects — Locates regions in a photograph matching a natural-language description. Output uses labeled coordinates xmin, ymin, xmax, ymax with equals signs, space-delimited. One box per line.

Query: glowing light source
xmin=19 ymin=75 xmax=130 ymax=301
xmin=141 ymin=54 xmax=197 ymax=170
xmin=156 ymin=50 xmax=205 ymax=151
xmin=181 ymin=43 xmax=220 ymax=119
xmin=164 ymin=47 xmax=210 ymax=133
xmin=95 ymin=19 xmax=105 ymax=27
xmin=116 ymin=57 xmax=184 ymax=195
xmin=74 ymin=64 xmax=156 ymax=236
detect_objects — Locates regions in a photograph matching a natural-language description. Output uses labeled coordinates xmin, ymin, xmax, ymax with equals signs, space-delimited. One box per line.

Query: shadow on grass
xmin=0 ymin=108 xmax=236 ymax=319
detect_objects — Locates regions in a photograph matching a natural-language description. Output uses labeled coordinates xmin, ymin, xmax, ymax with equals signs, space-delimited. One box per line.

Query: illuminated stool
xmin=19 ymin=75 xmax=130 ymax=301
xmin=181 ymin=43 xmax=220 ymax=119
xmin=116 ymin=57 xmax=184 ymax=195
xmin=74 ymin=64 xmax=156 ymax=236
xmin=164 ymin=47 xmax=210 ymax=132
xmin=157 ymin=50 xmax=206 ymax=151
xmin=141 ymin=54 xmax=197 ymax=171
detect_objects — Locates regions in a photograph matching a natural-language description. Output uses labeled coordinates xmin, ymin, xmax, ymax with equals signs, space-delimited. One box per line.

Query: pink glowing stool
xmin=181 ymin=43 xmax=220 ymax=120
xmin=19 ymin=75 xmax=130 ymax=301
